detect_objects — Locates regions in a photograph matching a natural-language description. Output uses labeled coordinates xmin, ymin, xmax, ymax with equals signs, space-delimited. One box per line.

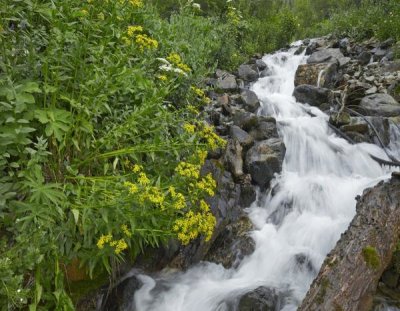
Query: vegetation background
xmin=0 ymin=0 xmax=399 ymax=309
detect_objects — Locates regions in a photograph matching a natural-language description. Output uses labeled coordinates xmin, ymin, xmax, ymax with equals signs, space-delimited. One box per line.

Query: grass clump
xmin=362 ymin=246 xmax=381 ymax=269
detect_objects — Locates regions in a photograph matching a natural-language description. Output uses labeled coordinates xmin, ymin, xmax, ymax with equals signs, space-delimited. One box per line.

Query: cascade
xmin=132 ymin=43 xmax=396 ymax=311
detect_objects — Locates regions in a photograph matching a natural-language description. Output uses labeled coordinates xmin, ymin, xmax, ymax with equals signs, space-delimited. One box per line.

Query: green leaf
xmin=71 ymin=209 xmax=79 ymax=225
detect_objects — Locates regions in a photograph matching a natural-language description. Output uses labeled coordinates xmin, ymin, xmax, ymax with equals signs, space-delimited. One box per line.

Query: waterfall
xmin=132 ymin=43 xmax=396 ymax=311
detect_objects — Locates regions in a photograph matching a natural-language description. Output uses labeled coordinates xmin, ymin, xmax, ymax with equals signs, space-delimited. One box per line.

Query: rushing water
xmin=132 ymin=43 xmax=397 ymax=311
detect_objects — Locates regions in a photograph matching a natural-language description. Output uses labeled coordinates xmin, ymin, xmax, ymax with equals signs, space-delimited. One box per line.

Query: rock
xmin=230 ymin=125 xmax=254 ymax=148
xmin=380 ymin=38 xmax=395 ymax=49
xmin=329 ymin=112 xmax=351 ymax=127
xmin=245 ymin=138 xmax=285 ymax=189
xmin=224 ymin=139 xmax=244 ymax=179
xmin=388 ymin=81 xmax=400 ymax=102
xmin=292 ymin=85 xmax=331 ymax=107
xmin=358 ymin=94 xmax=400 ymax=117
xmin=205 ymin=214 xmax=255 ymax=269
xmin=340 ymin=118 xmax=369 ymax=134
xmin=339 ymin=57 xmax=351 ymax=67
xmin=372 ymin=47 xmax=388 ymax=61
xmin=239 ymin=89 xmax=261 ymax=113
xmin=233 ymin=111 xmax=260 ymax=131
xmin=346 ymin=82 xmax=374 ymax=106
xmin=216 ymin=74 xmax=238 ymax=92
xmin=100 ymin=275 xmax=142 ymax=311
xmin=298 ymin=178 xmax=400 ymax=311
xmin=260 ymin=68 xmax=272 ymax=78
xmin=306 ymin=41 xmax=319 ymax=55
xmin=365 ymin=117 xmax=390 ymax=147
xmin=358 ymin=51 xmax=372 ymax=65
xmin=255 ymin=59 xmax=267 ymax=71
xmin=295 ymin=46 xmax=306 ymax=55
xmin=249 ymin=117 xmax=279 ymax=141
xmin=307 ymin=48 xmax=344 ymax=64
xmin=294 ymin=63 xmax=339 ymax=88
xmin=365 ymin=86 xmax=378 ymax=95
xmin=238 ymin=64 xmax=259 ymax=82
xmin=238 ymin=287 xmax=279 ymax=311
xmin=239 ymin=174 xmax=257 ymax=208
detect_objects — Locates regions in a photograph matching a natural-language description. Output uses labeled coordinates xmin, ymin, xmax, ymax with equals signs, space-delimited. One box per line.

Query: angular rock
xmin=358 ymin=93 xmax=400 ymax=117
xmin=245 ymin=138 xmax=285 ymax=189
xmin=345 ymin=81 xmax=374 ymax=106
xmin=292 ymin=85 xmax=331 ymax=107
xmin=307 ymin=48 xmax=344 ymax=64
xmin=239 ymin=89 xmax=261 ymax=112
xmin=238 ymin=64 xmax=259 ymax=82
xmin=233 ymin=111 xmax=260 ymax=131
xmin=224 ymin=139 xmax=244 ymax=178
xmin=329 ymin=112 xmax=351 ymax=127
xmin=216 ymin=74 xmax=238 ymax=92
xmin=358 ymin=51 xmax=372 ymax=65
xmin=249 ymin=117 xmax=279 ymax=141
xmin=255 ymin=59 xmax=268 ymax=71
xmin=230 ymin=125 xmax=254 ymax=148
xmin=294 ymin=63 xmax=339 ymax=88
xmin=340 ymin=118 xmax=369 ymax=134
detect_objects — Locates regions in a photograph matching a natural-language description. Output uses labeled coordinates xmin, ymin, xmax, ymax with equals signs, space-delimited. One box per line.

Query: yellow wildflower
xmin=132 ymin=164 xmax=143 ymax=173
xmin=97 ymin=12 xmax=105 ymax=20
xmin=135 ymin=34 xmax=158 ymax=51
xmin=201 ymin=124 xmax=227 ymax=150
xmin=191 ymin=86 xmax=205 ymax=98
xmin=157 ymin=75 xmax=168 ymax=81
xmin=124 ymin=181 xmax=139 ymax=194
xmin=129 ymin=0 xmax=143 ymax=7
xmin=114 ymin=239 xmax=128 ymax=254
xmin=127 ymin=25 xmax=143 ymax=37
xmin=175 ymin=162 xmax=200 ymax=179
xmin=177 ymin=62 xmax=191 ymax=73
xmin=121 ymin=224 xmax=132 ymax=237
xmin=137 ymin=172 xmax=150 ymax=185
xmin=173 ymin=192 xmax=186 ymax=210
xmin=197 ymin=150 xmax=207 ymax=165
xmin=97 ymin=234 xmax=113 ymax=249
xmin=145 ymin=187 xmax=165 ymax=206
xmin=200 ymin=200 xmax=210 ymax=212
xmin=167 ymin=53 xmax=182 ymax=65
xmin=187 ymin=105 xmax=199 ymax=115
xmin=183 ymin=123 xmax=195 ymax=134
xmin=196 ymin=173 xmax=216 ymax=196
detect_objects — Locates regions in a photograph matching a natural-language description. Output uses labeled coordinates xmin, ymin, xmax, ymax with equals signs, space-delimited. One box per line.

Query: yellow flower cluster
xmin=110 ymin=239 xmax=128 ymax=254
xmin=196 ymin=173 xmax=216 ymax=196
xmin=173 ymin=210 xmax=216 ymax=245
xmin=135 ymin=34 xmax=159 ymax=52
xmin=124 ymin=181 xmax=139 ymax=194
xmin=132 ymin=164 xmax=143 ymax=173
xmin=128 ymin=0 xmax=143 ymax=7
xmin=166 ymin=53 xmax=191 ymax=73
xmin=183 ymin=123 xmax=196 ymax=134
xmin=157 ymin=75 xmax=168 ymax=81
xmin=191 ymin=86 xmax=211 ymax=105
xmin=175 ymin=162 xmax=201 ymax=179
xmin=145 ymin=186 xmax=165 ymax=205
xmin=127 ymin=25 xmax=143 ymax=37
xmin=201 ymin=124 xmax=227 ymax=150
xmin=197 ymin=150 xmax=207 ymax=165
xmin=137 ymin=172 xmax=150 ymax=185
xmin=121 ymin=224 xmax=132 ymax=237
xmin=97 ymin=234 xmax=112 ymax=249
xmin=169 ymin=187 xmax=186 ymax=210
xmin=199 ymin=199 xmax=210 ymax=212
xmin=97 ymin=234 xmax=128 ymax=254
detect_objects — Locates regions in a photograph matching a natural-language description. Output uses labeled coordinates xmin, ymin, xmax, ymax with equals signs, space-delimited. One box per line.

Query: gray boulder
xmin=216 ymin=74 xmax=238 ymax=92
xmin=238 ymin=287 xmax=279 ymax=311
xmin=230 ymin=125 xmax=254 ymax=148
xmin=224 ymin=139 xmax=244 ymax=178
xmin=294 ymin=62 xmax=339 ymax=88
xmin=358 ymin=94 xmax=400 ymax=117
xmin=245 ymin=138 xmax=285 ymax=189
xmin=239 ymin=89 xmax=261 ymax=112
xmin=307 ymin=48 xmax=344 ymax=64
xmin=238 ymin=64 xmax=259 ymax=82
xmin=292 ymin=85 xmax=331 ymax=107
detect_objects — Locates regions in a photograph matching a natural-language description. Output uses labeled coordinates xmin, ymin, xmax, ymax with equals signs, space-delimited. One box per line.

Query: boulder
xmin=255 ymin=59 xmax=268 ymax=71
xmin=238 ymin=64 xmax=259 ymax=82
xmin=238 ymin=287 xmax=280 ymax=311
xmin=307 ymin=48 xmax=344 ymax=64
xmin=224 ymin=139 xmax=244 ymax=179
xmin=358 ymin=94 xmax=400 ymax=117
xmin=340 ymin=117 xmax=369 ymax=134
xmin=292 ymin=85 xmax=331 ymax=107
xmin=358 ymin=51 xmax=372 ymax=65
xmin=230 ymin=125 xmax=254 ymax=148
xmin=249 ymin=117 xmax=279 ymax=141
xmin=239 ymin=89 xmax=261 ymax=113
xmin=216 ymin=74 xmax=238 ymax=92
xmin=345 ymin=82 xmax=374 ymax=106
xmin=294 ymin=63 xmax=339 ymax=88
xmin=233 ymin=111 xmax=260 ymax=131
xmin=245 ymin=138 xmax=285 ymax=189
xmin=298 ymin=177 xmax=400 ymax=311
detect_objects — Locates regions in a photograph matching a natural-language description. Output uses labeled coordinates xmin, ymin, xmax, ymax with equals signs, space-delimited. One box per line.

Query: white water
xmin=133 ymin=44 xmax=397 ymax=311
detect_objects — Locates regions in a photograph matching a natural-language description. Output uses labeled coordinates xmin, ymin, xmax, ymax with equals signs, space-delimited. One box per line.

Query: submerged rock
xmin=292 ymin=84 xmax=332 ymax=107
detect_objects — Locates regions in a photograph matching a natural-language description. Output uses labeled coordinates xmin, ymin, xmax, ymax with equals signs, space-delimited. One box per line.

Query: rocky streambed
xmin=81 ymin=36 xmax=400 ymax=311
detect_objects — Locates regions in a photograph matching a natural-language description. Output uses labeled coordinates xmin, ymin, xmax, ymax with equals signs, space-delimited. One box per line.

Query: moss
xmin=362 ymin=246 xmax=380 ymax=269
xmin=316 ymin=277 xmax=330 ymax=304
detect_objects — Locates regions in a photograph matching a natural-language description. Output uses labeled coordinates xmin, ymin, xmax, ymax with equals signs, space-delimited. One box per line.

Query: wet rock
xmin=100 ymin=275 xmax=142 ymax=311
xmin=249 ymin=117 xmax=279 ymax=141
xmin=388 ymin=81 xmax=400 ymax=102
xmin=239 ymin=175 xmax=257 ymax=208
xmin=294 ymin=62 xmax=339 ymax=88
xmin=307 ymin=48 xmax=344 ymax=64
xmin=299 ymin=178 xmax=400 ymax=311
xmin=230 ymin=125 xmax=254 ymax=148
xmin=346 ymin=82 xmax=374 ymax=106
xmin=238 ymin=64 xmax=259 ymax=82
xmin=233 ymin=111 xmax=260 ymax=131
xmin=238 ymin=287 xmax=279 ymax=311
xmin=239 ymin=89 xmax=261 ymax=113
xmin=366 ymin=117 xmax=390 ymax=147
xmin=292 ymin=85 xmax=331 ymax=107
xmin=340 ymin=117 xmax=369 ymax=134
xmin=255 ymin=59 xmax=268 ymax=71
xmin=245 ymin=138 xmax=285 ymax=189
xmin=358 ymin=94 xmax=400 ymax=117
xmin=205 ymin=214 xmax=255 ymax=269
xmin=329 ymin=112 xmax=351 ymax=127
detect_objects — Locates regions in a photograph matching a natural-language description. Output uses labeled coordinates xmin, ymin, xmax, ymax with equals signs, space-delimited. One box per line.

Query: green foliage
xmin=0 ymin=0 xmax=226 ymax=308
xmin=362 ymin=246 xmax=380 ymax=269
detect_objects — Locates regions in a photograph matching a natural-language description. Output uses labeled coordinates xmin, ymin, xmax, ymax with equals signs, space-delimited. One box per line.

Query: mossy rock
xmin=362 ymin=246 xmax=380 ymax=269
